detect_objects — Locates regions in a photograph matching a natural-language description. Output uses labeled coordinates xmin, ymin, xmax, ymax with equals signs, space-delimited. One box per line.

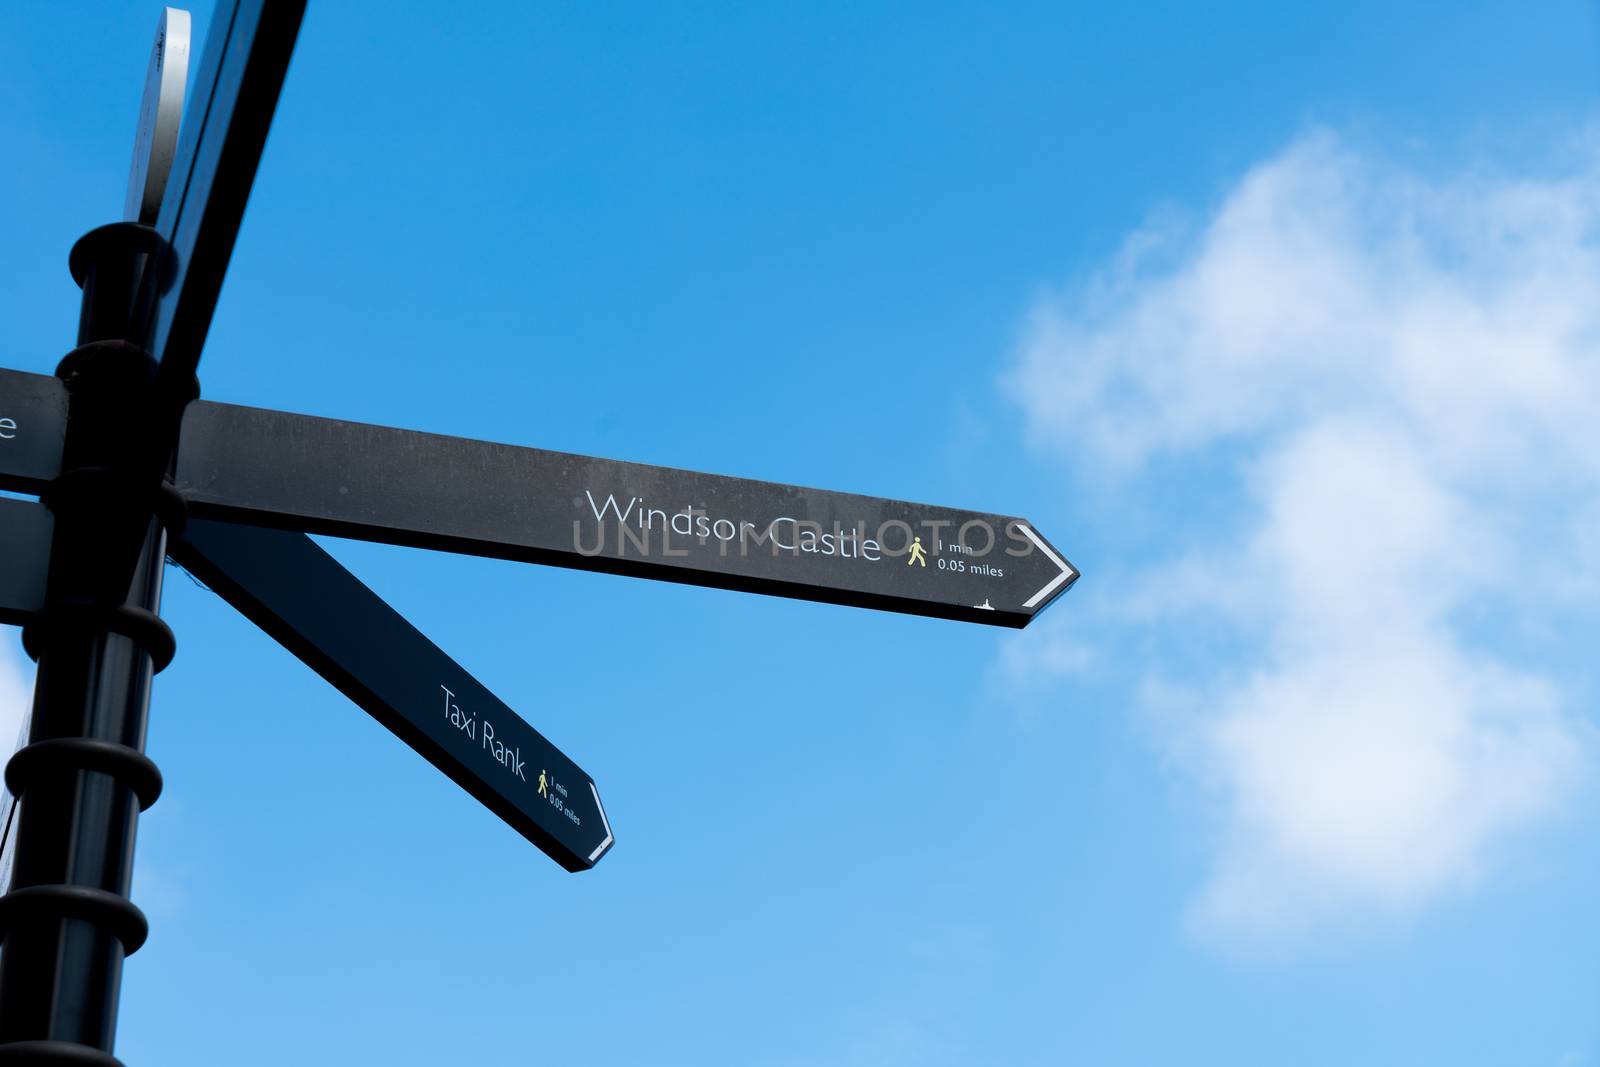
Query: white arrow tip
xmin=587 ymin=782 xmax=614 ymax=864
xmin=1017 ymin=524 xmax=1076 ymax=610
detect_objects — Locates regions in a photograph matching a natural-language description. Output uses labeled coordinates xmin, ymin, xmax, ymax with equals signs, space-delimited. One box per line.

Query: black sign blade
xmin=171 ymin=518 xmax=614 ymax=872
xmin=0 ymin=498 xmax=52 ymax=626
xmin=138 ymin=0 xmax=305 ymax=399
xmin=174 ymin=401 xmax=1079 ymax=627
xmin=0 ymin=373 xmax=1080 ymax=625
xmin=0 ymin=369 xmax=66 ymax=496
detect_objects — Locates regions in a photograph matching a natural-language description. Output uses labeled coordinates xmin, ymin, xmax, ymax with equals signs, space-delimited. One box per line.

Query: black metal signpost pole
xmin=0 ymin=4 xmax=303 ymax=1061
xmin=0 ymin=224 xmax=174 ymax=1066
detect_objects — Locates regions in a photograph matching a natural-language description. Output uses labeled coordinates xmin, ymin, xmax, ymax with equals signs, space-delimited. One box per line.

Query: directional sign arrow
xmin=0 ymin=368 xmax=1080 ymax=627
xmin=170 ymin=400 xmax=1079 ymax=627
xmin=172 ymin=517 xmax=613 ymax=871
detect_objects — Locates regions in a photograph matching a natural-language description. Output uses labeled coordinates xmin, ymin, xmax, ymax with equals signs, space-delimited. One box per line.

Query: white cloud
xmin=1008 ymin=130 xmax=1596 ymax=937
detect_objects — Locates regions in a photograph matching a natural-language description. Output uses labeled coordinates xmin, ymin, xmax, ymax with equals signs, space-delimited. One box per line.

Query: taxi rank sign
xmin=0 ymin=1 xmax=1079 ymax=1062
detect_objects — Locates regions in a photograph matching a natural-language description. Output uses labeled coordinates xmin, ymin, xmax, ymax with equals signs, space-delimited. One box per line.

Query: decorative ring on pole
xmin=5 ymin=739 xmax=164 ymax=813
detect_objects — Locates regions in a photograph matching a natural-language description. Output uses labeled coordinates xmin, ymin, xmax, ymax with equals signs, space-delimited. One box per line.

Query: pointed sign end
xmin=1016 ymin=523 xmax=1079 ymax=618
xmin=584 ymin=782 xmax=614 ymax=868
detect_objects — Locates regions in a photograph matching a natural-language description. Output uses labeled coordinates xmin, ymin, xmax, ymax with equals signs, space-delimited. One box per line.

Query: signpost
xmin=0 ymin=2 xmax=1078 ymax=1062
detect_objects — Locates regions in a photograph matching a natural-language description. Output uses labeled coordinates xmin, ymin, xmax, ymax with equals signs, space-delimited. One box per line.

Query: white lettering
xmin=441 ymin=685 xmax=475 ymax=739
xmin=584 ymin=491 xmax=637 ymax=524
xmin=480 ymin=721 xmax=529 ymax=781
xmin=580 ymin=492 xmax=908 ymax=567
xmin=768 ymin=516 xmax=798 ymax=551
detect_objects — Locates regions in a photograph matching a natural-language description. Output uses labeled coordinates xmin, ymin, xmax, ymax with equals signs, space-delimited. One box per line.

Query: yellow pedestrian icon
xmin=907 ymin=536 xmax=928 ymax=567
xmin=538 ymin=770 xmax=549 ymax=797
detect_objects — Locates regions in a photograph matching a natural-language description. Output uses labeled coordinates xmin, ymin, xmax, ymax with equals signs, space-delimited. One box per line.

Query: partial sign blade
xmin=0 ymin=498 xmax=52 ymax=626
xmin=137 ymin=0 xmax=305 ymax=406
xmin=0 ymin=369 xmax=67 ymax=496
xmin=124 ymin=7 xmax=193 ymax=225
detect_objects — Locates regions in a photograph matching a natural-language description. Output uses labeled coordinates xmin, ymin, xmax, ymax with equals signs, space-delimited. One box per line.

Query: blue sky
xmin=4 ymin=2 xmax=1600 ymax=1064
